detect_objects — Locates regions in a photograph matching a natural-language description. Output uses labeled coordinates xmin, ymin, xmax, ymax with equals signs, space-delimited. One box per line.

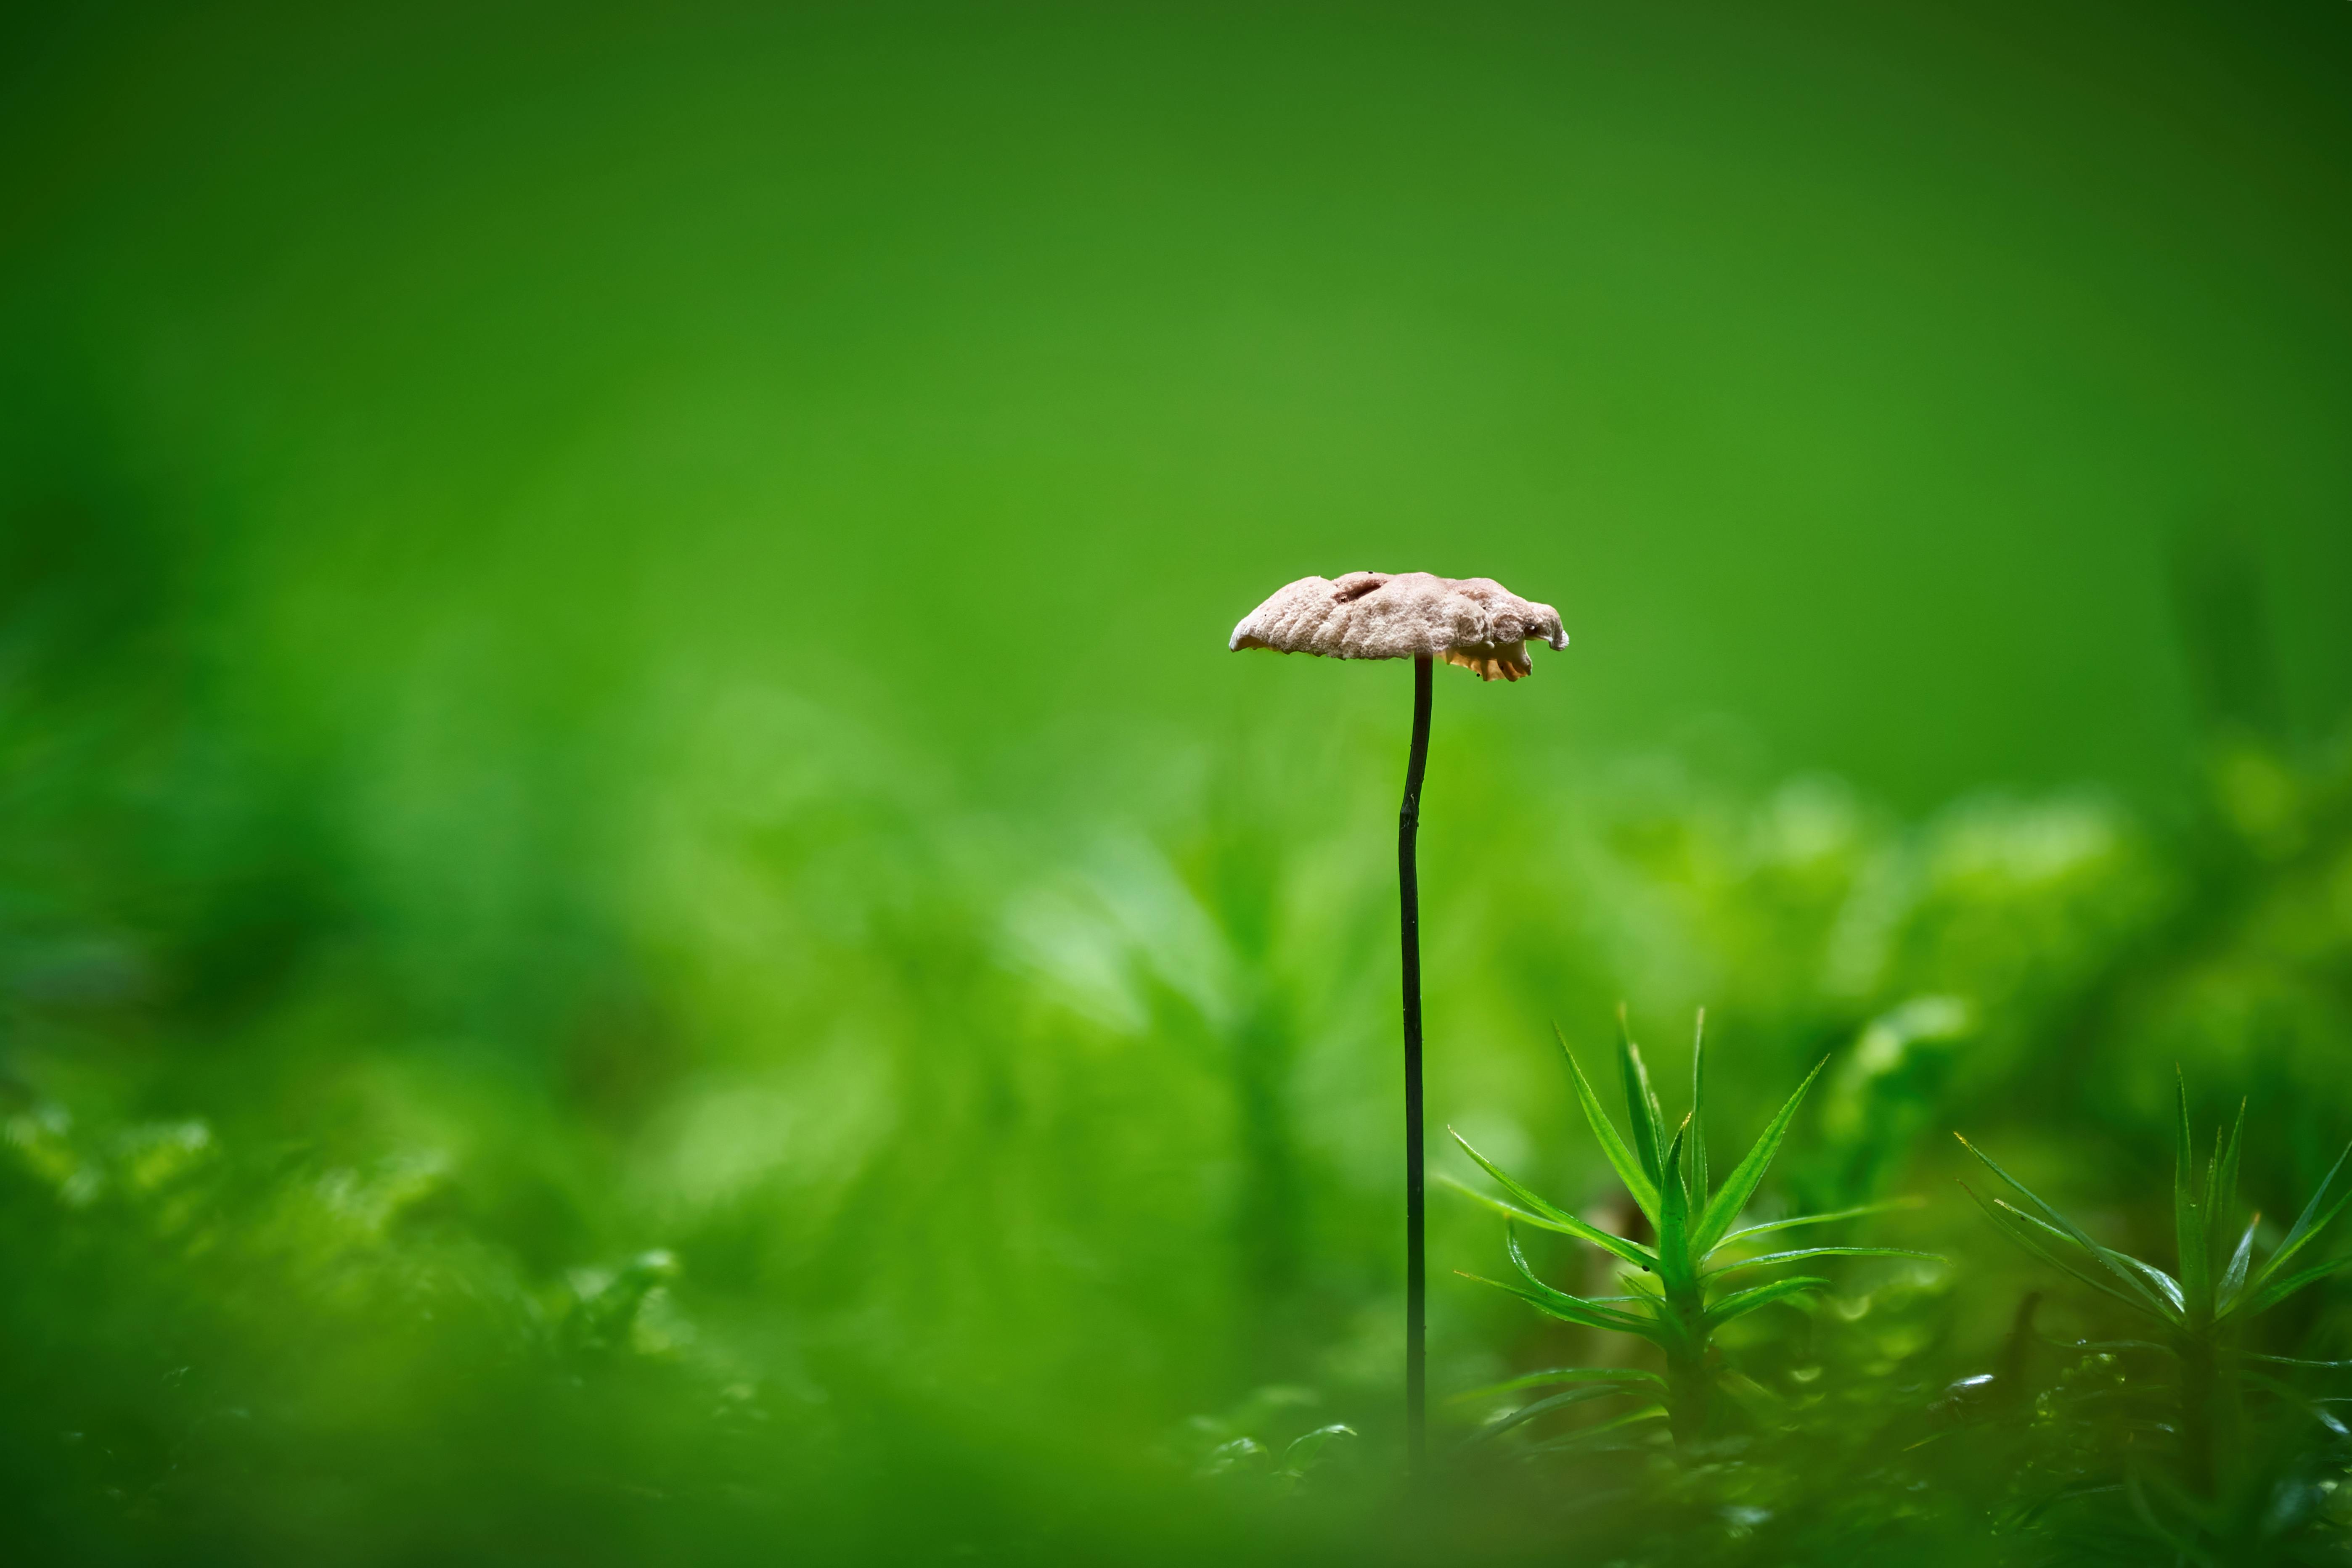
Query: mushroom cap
xmin=1228 ymin=571 xmax=1568 ymax=682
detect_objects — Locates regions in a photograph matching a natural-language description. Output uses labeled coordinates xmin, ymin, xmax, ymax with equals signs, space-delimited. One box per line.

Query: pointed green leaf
xmin=1960 ymin=1182 xmax=2173 ymax=1320
xmin=1459 ymin=1269 xmax=1659 ymax=1337
xmin=2215 ymin=1100 xmax=2246 ymax=1235
xmin=2106 ymin=1248 xmax=2187 ymax=1316
xmin=1557 ymin=1027 xmax=1661 ymax=1223
xmin=1703 ymin=1274 xmax=1828 ymax=1330
xmin=1689 ymin=1008 xmax=1709 ymax=1210
xmin=1709 ymin=1197 xmax=1925 ymax=1255
xmin=1705 ymin=1246 xmax=1942 ymax=1280
xmin=2246 ymin=1138 xmax=2352 ymax=1298
xmin=2218 ymin=1214 xmax=2259 ymax=1309
xmin=2175 ymin=1071 xmax=2211 ymax=1318
xmin=1954 ymin=1133 xmax=2172 ymax=1313
xmin=1571 ymin=1294 xmax=1653 ymax=1306
xmin=1440 ymin=1134 xmax=1657 ymax=1268
xmin=1435 ymin=1177 xmax=1655 ymax=1270
xmin=1616 ymin=1007 xmax=1666 ymax=1193
xmin=1657 ymin=1115 xmax=1692 ymax=1285
xmin=1606 ymin=1272 xmax=1670 ymax=1331
xmin=1457 ymin=1230 xmax=1669 ymax=1341
xmin=2241 ymin=1254 xmax=2352 ymax=1317
xmin=1691 ymin=1058 xmax=1828 ymax=1253
xmin=1467 ymin=1383 xmax=1652 ymax=1444
xmin=1997 ymin=1196 xmax=2185 ymax=1317
xmin=1985 ymin=1187 xmax=2183 ymax=1314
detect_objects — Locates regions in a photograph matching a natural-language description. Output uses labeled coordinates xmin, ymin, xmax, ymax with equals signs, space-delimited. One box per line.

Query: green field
xmin=6 ymin=3 xmax=2352 ymax=1561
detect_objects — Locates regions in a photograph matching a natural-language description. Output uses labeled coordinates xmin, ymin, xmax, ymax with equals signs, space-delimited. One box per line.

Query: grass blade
xmin=1992 ymin=1193 xmax=2185 ymax=1314
xmin=2214 ymin=1099 xmax=2246 ymax=1244
xmin=1657 ymin=1115 xmax=1692 ymax=1286
xmin=1465 ymin=1383 xmax=1650 ymax=1444
xmin=1961 ymin=1182 xmax=2172 ymax=1319
xmin=2218 ymin=1214 xmax=2258 ymax=1311
xmin=1440 ymin=1134 xmax=1657 ymax=1268
xmin=1954 ymin=1133 xmax=2172 ymax=1314
xmin=1457 ymin=1230 xmax=1666 ymax=1340
xmin=1435 ymin=1176 xmax=1658 ymax=1271
xmin=2174 ymin=1071 xmax=2210 ymax=1318
xmin=2242 ymin=1254 xmax=2352 ymax=1317
xmin=2104 ymin=1248 xmax=2187 ymax=1316
xmin=1511 ymin=1228 xmax=1658 ymax=1331
xmin=1704 ymin=1245 xmax=1941 ymax=1280
xmin=1689 ymin=1008 xmax=1709 ymax=1212
xmin=1459 ymin=1269 xmax=1658 ymax=1337
xmin=1557 ymin=1026 xmax=1661 ymax=1224
xmin=2245 ymin=1137 xmax=2352 ymax=1298
xmin=1998 ymin=1196 xmax=2183 ymax=1314
xmin=1692 ymin=1058 xmax=1828 ymax=1254
xmin=1703 ymin=1274 xmax=1828 ymax=1330
xmin=1709 ymin=1197 xmax=1925 ymax=1254
xmin=1617 ymin=1006 xmax=1667 ymax=1195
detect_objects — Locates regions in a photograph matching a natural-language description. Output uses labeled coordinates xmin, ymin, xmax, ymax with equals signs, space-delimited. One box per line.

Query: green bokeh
xmin=4 ymin=2 xmax=2351 ymax=1561
xmin=10 ymin=0 xmax=2350 ymax=805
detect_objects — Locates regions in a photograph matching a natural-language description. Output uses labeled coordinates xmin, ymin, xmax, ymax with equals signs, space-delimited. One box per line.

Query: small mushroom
xmin=1228 ymin=570 xmax=1568 ymax=682
xmin=1226 ymin=569 xmax=1568 ymax=1472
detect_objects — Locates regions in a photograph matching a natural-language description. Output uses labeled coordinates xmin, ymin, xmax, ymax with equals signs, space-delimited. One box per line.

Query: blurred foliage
xmin=7 ymin=617 xmax=2352 ymax=1559
xmin=6 ymin=0 xmax=2352 ymax=1562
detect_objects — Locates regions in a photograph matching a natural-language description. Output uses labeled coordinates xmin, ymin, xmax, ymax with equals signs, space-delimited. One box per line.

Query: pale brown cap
xmin=1228 ymin=571 xmax=1568 ymax=682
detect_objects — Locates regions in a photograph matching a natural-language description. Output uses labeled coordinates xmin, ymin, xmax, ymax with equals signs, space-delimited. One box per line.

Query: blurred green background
xmin=4 ymin=1 xmax=2350 ymax=1561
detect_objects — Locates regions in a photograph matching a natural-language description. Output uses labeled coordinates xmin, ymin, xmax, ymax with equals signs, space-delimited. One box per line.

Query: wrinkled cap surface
xmin=1228 ymin=571 xmax=1568 ymax=682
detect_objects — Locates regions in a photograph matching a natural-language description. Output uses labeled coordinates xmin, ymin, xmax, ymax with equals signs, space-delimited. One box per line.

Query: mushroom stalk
xmin=1398 ymin=654 xmax=1433 ymax=1472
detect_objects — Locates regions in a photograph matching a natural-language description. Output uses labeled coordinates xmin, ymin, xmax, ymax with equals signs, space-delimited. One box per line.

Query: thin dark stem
xmin=1398 ymin=654 xmax=1433 ymax=1474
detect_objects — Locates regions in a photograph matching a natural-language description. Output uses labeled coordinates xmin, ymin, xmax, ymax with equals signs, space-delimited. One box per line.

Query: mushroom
xmin=1227 ymin=570 xmax=1569 ymax=1468
xmin=1228 ymin=570 xmax=1568 ymax=682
